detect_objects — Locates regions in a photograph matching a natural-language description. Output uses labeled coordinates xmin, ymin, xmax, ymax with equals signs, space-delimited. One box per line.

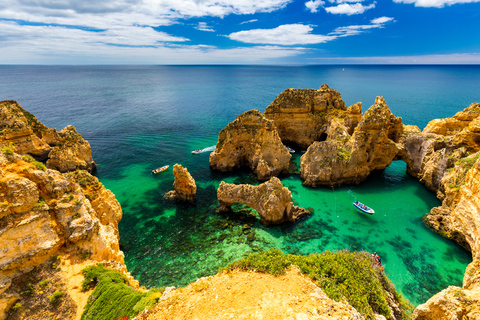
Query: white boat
xmin=152 ymin=165 xmax=169 ymax=174
xmin=191 ymin=145 xmax=216 ymax=154
xmin=286 ymin=146 xmax=295 ymax=153
xmin=353 ymin=201 xmax=374 ymax=215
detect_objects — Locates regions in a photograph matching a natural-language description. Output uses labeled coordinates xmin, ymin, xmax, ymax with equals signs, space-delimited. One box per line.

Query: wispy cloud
xmin=308 ymin=52 xmax=480 ymax=64
xmin=240 ymin=19 xmax=258 ymax=24
xmin=228 ymin=17 xmax=393 ymax=45
xmin=392 ymin=0 xmax=480 ymax=7
xmin=196 ymin=22 xmax=215 ymax=32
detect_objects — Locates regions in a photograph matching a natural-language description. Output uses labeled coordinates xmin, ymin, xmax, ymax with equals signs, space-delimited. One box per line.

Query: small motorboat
xmin=286 ymin=146 xmax=295 ymax=153
xmin=191 ymin=145 xmax=216 ymax=154
xmin=152 ymin=165 xmax=169 ymax=174
xmin=353 ymin=201 xmax=374 ymax=215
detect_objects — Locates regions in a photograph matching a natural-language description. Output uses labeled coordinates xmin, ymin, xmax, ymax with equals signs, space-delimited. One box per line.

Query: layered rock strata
xmin=217 ymin=177 xmax=309 ymax=226
xmin=164 ymin=164 xmax=197 ymax=201
xmin=209 ymin=109 xmax=291 ymax=180
xmin=301 ymin=96 xmax=403 ymax=187
xmin=0 ymin=100 xmax=96 ymax=173
xmin=0 ymin=151 xmax=123 ymax=320
xmin=264 ymin=84 xmax=347 ymax=149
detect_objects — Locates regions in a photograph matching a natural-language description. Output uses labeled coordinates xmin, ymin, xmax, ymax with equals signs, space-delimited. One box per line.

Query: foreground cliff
xmin=0 ymin=100 xmax=96 ymax=173
xmin=0 ymin=151 xmax=124 ymax=320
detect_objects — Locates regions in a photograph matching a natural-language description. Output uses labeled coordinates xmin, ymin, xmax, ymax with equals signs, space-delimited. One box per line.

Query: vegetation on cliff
xmin=223 ymin=249 xmax=414 ymax=320
xmin=81 ymin=264 xmax=163 ymax=320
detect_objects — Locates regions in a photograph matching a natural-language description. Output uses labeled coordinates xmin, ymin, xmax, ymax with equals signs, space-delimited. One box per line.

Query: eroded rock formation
xmin=301 ymin=96 xmax=403 ymax=187
xmin=217 ymin=177 xmax=309 ymax=226
xmin=0 ymin=151 xmax=123 ymax=319
xmin=264 ymin=85 xmax=347 ymax=149
xmin=0 ymin=100 xmax=96 ymax=173
xmin=164 ymin=164 xmax=197 ymax=201
xmin=209 ymin=109 xmax=291 ymax=180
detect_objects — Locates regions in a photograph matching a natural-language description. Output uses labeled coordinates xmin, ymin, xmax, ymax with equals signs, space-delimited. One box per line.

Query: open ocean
xmin=1 ymin=65 xmax=479 ymax=305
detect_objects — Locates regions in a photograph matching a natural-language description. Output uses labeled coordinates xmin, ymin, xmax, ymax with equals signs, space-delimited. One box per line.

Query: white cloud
xmin=228 ymin=18 xmax=392 ymax=45
xmin=228 ymin=24 xmax=335 ymax=45
xmin=196 ymin=22 xmax=215 ymax=32
xmin=371 ymin=16 xmax=394 ymax=24
xmin=392 ymin=0 xmax=480 ymax=8
xmin=240 ymin=19 xmax=258 ymax=24
xmin=0 ymin=0 xmax=293 ymax=29
xmin=305 ymin=0 xmax=325 ymax=13
xmin=325 ymin=2 xmax=375 ymax=15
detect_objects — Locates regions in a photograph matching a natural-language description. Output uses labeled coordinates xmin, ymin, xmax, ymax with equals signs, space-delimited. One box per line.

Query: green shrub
xmin=34 ymin=161 xmax=46 ymax=171
xmin=48 ymin=291 xmax=63 ymax=304
xmin=81 ymin=264 xmax=163 ymax=320
xmin=1 ymin=146 xmax=14 ymax=155
xmin=21 ymin=154 xmax=35 ymax=163
xmin=39 ymin=279 xmax=49 ymax=287
xmin=11 ymin=302 xmax=22 ymax=311
xmin=222 ymin=249 xmax=411 ymax=320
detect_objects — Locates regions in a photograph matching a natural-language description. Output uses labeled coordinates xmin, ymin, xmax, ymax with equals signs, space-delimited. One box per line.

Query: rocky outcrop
xmin=301 ymin=97 xmax=403 ymax=187
xmin=0 ymin=100 xmax=96 ymax=173
xmin=209 ymin=109 xmax=291 ymax=180
xmin=0 ymin=151 xmax=123 ymax=320
xmin=408 ymin=104 xmax=480 ymax=319
xmin=217 ymin=177 xmax=309 ymax=226
xmin=164 ymin=164 xmax=197 ymax=202
xmin=264 ymin=84 xmax=347 ymax=149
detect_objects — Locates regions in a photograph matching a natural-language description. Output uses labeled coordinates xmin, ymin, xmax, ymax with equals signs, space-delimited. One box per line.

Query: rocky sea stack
xmin=209 ymin=109 xmax=291 ymax=180
xmin=164 ymin=164 xmax=197 ymax=202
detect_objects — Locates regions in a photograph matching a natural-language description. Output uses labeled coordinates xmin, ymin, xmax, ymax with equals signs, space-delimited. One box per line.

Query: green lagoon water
xmin=1 ymin=65 xmax=477 ymax=306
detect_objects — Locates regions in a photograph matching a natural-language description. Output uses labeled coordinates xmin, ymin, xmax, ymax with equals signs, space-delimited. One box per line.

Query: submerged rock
xmin=0 ymin=100 xmax=96 ymax=173
xmin=209 ymin=109 xmax=291 ymax=180
xmin=164 ymin=164 xmax=197 ymax=202
xmin=217 ymin=177 xmax=309 ymax=226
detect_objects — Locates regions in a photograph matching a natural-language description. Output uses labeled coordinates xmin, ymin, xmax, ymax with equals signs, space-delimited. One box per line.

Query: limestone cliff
xmin=0 ymin=100 xmax=96 ymax=173
xmin=301 ymin=97 xmax=403 ymax=187
xmin=264 ymin=84 xmax=347 ymax=149
xmin=217 ymin=177 xmax=309 ymax=226
xmin=0 ymin=151 xmax=123 ymax=320
xmin=164 ymin=164 xmax=197 ymax=202
xmin=209 ymin=109 xmax=291 ymax=180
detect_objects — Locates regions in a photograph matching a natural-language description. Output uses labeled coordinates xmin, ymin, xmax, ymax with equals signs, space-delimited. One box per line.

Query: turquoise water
xmin=1 ymin=65 xmax=477 ymax=305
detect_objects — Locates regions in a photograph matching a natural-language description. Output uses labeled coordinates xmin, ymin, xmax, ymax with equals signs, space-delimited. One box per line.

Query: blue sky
xmin=1 ymin=0 xmax=480 ymax=64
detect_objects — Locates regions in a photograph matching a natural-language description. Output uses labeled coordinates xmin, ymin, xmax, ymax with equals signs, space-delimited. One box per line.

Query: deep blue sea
xmin=1 ymin=65 xmax=479 ymax=306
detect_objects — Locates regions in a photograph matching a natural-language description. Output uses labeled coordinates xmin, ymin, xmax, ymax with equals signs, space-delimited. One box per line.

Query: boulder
xmin=209 ymin=109 xmax=291 ymax=180
xmin=217 ymin=177 xmax=309 ymax=226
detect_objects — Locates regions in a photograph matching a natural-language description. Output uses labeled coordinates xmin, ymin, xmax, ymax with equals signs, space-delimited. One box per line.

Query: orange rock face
xmin=0 ymin=100 xmax=96 ymax=173
xmin=301 ymin=97 xmax=403 ymax=187
xmin=264 ymin=84 xmax=347 ymax=149
xmin=209 ymin=109 xmax=291 ymax=180
xmin=0 ymin=152 xmax=124 ymax=320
